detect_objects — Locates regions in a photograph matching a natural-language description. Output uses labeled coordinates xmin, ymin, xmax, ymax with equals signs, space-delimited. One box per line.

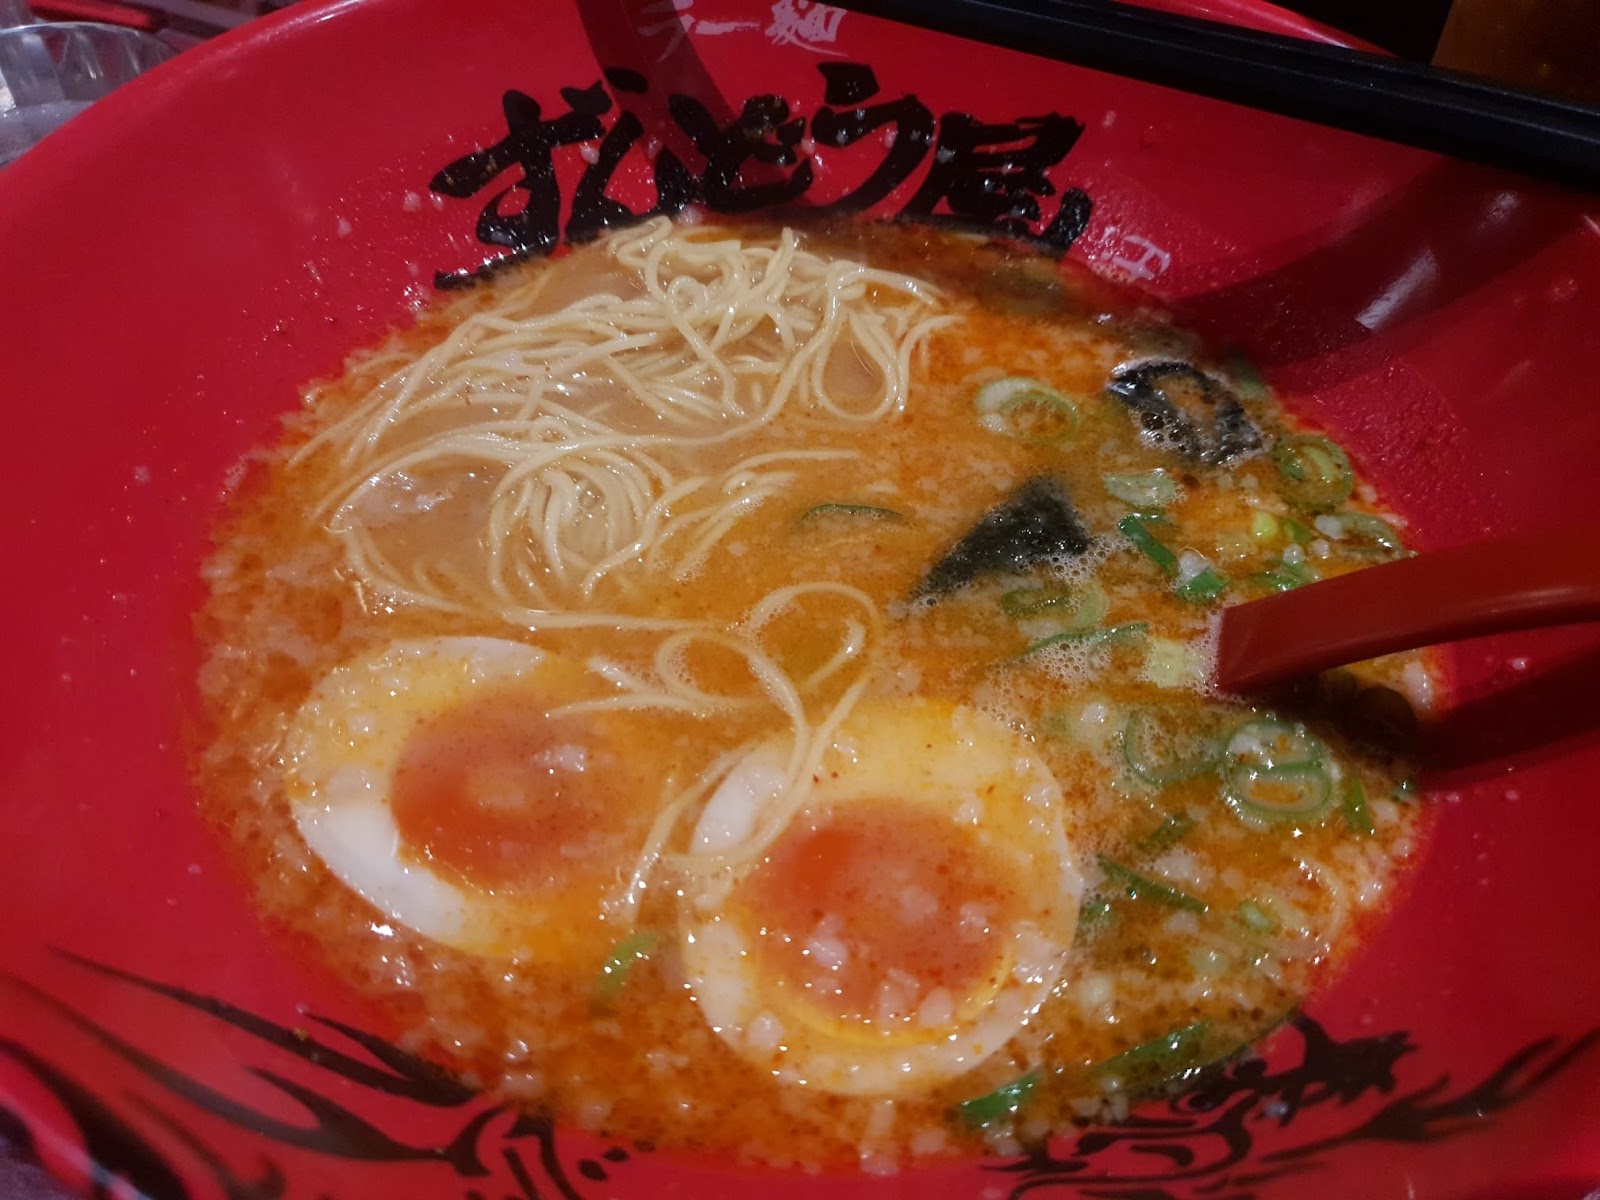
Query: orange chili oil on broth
xmin=193 ymin=217 xmax=1429 ymax=1166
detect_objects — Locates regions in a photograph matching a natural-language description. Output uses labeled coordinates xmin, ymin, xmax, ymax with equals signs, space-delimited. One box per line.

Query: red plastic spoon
xmin=1212 ymin=524 xmax=1600 ymax=693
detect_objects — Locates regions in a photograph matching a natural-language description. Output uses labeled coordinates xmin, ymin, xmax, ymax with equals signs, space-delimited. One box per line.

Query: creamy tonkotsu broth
xmin=195 ymin=217 xmax=1429 ymax=1168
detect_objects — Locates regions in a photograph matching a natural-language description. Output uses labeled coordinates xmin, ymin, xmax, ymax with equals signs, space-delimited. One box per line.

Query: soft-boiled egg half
xmin=284 ymin=636 xmax=647 ymax=962
xmin=679 ymin=699 xmax=1082 ymax=1097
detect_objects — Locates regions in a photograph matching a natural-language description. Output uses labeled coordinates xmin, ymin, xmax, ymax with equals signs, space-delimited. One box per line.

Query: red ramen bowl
xmin=1 ymin=1 xmax=1597 ymax=1197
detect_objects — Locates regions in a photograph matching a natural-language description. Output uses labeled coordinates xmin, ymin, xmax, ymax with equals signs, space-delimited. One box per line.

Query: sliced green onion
xmin=999 ymin=580 xmax=1108 ymax=629
xmin=1249 ymin=510 xmax=1280 ymax=542
xmin=1138 ymin=812 xmax=1197 ymax=854
xmin=1392 ymin=777 xmax=1418 ymax=804
xmin=1273 ymin=435 xmax=1353 ymax=512
xmin=1226 ymin=764 xmax=1333 ymax=826
xmin=798 ymin=502 xmax=906 ymax=523
xmin=1014 ymin=622 xmax=1150 ymax=661
xmin=1103 ymin=470 xmax=1177 ymax=509
xmin=594 ymin=931 xmax=659 ymax=1003
xmin=1001 ymin=395 xmax=1079 ymax=444
xmin=1077 ymin=896 xmax=1115 ymax=929
xmin=1249 ymin=561 xmax=1314 ymax=593
xmin=956 ymin=1070 xmax=1039 ymax=1125
xmin=975 ymin=377 xmax=1080 ymax=445
xmin=1283 ymin=517 xmax=1315 ymax=544
xmin=1336 ymin=511 xmax=1406 ymax=555
xmin=1118 ymin=514 xmax=1179 ymax=576
xmin=1122 ymin=706 xmax=1223 ymax=786
xmin=1098 ymin=856 xmax=1208 ymax=913
xmin=1176 ymin=565 xmax=1229 ymax=604
xmin=1236 ymin=899 xmax=1280 ymax=934
xmin=1222 ymin=720 xmax=1335 ymax=828
xmin=1223 ymin=718 xmax=1326 ymax=770
xmin=1342 ymin=775 xmax=1376 ymax=837
xmin=1092 ymin=1021 xmax=1212 ymax=1087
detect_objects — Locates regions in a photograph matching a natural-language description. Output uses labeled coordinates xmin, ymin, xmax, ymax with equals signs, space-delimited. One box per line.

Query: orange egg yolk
xmin=390 ymin=690 xmax=628 ymax=892
xmin=735 ymin=805 xmax=1023 ymax=1027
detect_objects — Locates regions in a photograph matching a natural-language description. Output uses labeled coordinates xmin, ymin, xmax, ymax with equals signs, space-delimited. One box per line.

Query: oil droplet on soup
xmin=196 ymin=216 xmax=1430 ymax=1168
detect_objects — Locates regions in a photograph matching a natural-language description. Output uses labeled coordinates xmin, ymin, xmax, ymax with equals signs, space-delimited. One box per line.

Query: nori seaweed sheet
xmin=916 ymin=476 xmax=1090 ymax=597
xmin=1106 ymin=360 xmax=1262 ymax=466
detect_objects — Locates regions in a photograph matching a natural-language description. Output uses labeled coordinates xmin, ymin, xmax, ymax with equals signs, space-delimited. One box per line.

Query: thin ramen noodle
xmin=195 ymin=216 xmax=1429 ymax=1168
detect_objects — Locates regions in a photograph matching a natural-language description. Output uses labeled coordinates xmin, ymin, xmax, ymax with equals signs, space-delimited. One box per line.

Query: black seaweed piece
xmin=1106 ymin=361 xmax=1263 ymax=466
xmin=917 ymin=476 xmax=1090 ymax=597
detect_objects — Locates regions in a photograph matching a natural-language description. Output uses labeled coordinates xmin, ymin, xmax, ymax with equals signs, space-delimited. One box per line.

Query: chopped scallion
xmin=1138 ymin=812 xmax=1197 ymax=854
xmin=1078 ymin=896 xmax=1115 ymax=928
xmin=1249 ymin=560 xmax=1314 ymax=593
xmin=1118 ymin=514 xmax=1179 ymax=576
xmin=956 ymin=1070 xmax=1039 ymax=1125
xmin=1273 ymin=435 xmax=1353 ymax=512
xmin=1098 ymin=856 xmax=1208 ymax=913
xmin=1342 ymin=775 xmax=1376 ymax=836
xmin=1221 ymin=720 xmax=1335 ymax=828
xmin=1392 ymin=777 xmax=1418 ymax=804
xmin=1223 ymin=718 xmax=1326 ymax=771
xmin=594 ymin=930 xmax=659 ymax=1003
xmin=1092 ymin=1021 xmax=1212 ymax=1087
xmin=1336 ymin=510 xmax=1406 ymax=555
xmin=1283 ymin=517 xmax=1315 ymax=545
xmin=1104 ymin=470 xmax=1177 ymax=509
xmin=975 ymin=377 xmax=1080 ymax=445
xmin=999 ymin=580 xmax=1108 ymax=630
xmin=1176 ymin=565 xmax=1229 ymax=604
xmin=1122 ymin=706 xmax=1223 ymax=786
xmin=1225 ymin=764 xmax=1333 ymax=827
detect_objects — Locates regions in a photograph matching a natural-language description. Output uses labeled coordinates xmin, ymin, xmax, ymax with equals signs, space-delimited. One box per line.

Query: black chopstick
xmin=829 ymin=0 xmax=1600 ymax=193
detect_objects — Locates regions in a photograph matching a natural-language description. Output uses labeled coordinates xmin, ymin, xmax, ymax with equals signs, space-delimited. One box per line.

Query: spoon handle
xmin=1212 ymin=524 xmax=1600 ymax=693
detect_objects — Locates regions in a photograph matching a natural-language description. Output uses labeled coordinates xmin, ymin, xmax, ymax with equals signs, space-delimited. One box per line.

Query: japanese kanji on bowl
xmin=0 ymin=1 xmax=1596 ymax=1198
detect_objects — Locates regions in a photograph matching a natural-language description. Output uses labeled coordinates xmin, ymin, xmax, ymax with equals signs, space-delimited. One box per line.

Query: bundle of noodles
xmin=294 ymin=217 xmax=953 ymax=630
xmin=282 ymin=216 xmax=958 ymax=902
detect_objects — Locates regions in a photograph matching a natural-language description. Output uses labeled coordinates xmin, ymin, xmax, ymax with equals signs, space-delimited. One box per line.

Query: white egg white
xmin=679 ymin=699 xmax=1083 ymax=1096
xmin=284 ymin=636 xmax=607 ymax=959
